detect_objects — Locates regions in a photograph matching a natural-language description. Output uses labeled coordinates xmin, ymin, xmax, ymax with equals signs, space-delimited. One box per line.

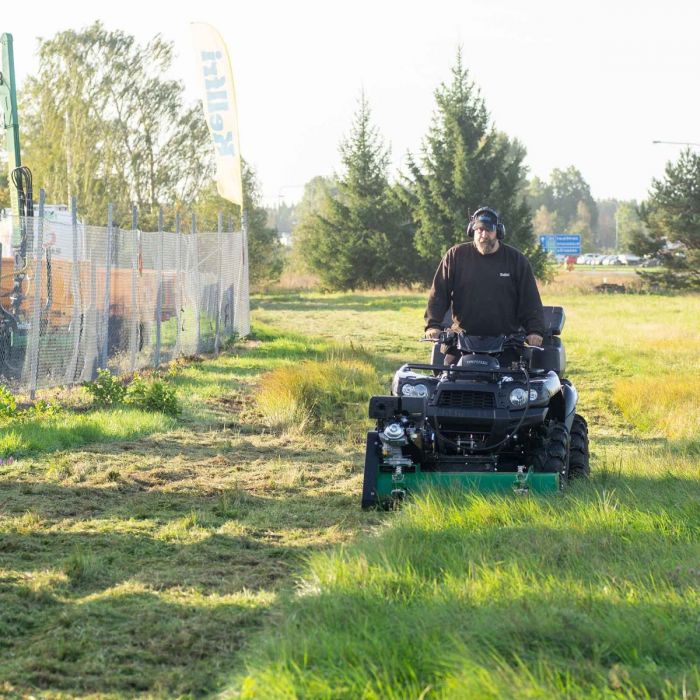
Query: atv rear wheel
xmin=530 ymin=420 xmax=570 ymax=482
xmin=569 ymin=413 xmax=590 ymax=479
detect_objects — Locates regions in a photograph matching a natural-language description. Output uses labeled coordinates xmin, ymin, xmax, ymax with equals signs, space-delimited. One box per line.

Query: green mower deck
xmin=376 ymin=468 xmax=558 ymax=501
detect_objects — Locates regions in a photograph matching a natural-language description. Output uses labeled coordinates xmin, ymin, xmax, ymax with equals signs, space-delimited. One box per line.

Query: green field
xmin=1 ymin=288 xmax=699 ymax=698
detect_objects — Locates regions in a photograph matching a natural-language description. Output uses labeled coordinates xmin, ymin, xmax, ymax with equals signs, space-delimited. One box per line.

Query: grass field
xmin=0 ymin=284 xmax=699 ymax=698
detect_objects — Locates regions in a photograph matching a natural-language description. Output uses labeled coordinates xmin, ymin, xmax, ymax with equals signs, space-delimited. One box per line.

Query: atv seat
xmin=542 ymin=306 xmax=565 ymax=337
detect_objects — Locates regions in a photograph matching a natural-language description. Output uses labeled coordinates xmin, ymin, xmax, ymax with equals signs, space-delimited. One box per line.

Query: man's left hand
xmin=526 ymin=334 xmax=543 ymax=347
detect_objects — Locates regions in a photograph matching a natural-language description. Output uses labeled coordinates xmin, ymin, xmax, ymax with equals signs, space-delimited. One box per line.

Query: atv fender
xmin=562 ymin=382 xmax=578 ymax=431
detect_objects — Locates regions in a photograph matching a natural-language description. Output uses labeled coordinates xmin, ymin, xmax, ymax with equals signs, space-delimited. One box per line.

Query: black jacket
xmin=425 ymin=242 xmax=545 ymax=337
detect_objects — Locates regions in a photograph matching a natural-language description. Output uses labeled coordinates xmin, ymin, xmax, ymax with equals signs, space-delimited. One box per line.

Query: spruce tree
xmin=402 ymin=49 xmax=547 ymax=278
xmin=294 ymin=93 xmax=416 ymax=290
xmin=637 ymin=148 xmax=700 ymax=289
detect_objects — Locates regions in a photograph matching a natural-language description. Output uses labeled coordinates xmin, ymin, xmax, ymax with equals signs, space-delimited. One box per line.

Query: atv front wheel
xmin=569 ymin=414 xmax=590 ymax=478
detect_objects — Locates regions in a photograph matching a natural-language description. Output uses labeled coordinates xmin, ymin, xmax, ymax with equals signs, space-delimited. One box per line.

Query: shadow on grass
xmin=0 ymin=585 xmax=266 ymax=697
xmin=0 ymin=478 xmax=370 ymax=696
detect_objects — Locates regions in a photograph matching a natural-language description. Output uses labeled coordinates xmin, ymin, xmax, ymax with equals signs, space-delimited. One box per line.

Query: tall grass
xmin=613 ymin=374 xmax=700 ymax=445
xmin=255 ymin=351 xmax=381 ymax=433
xmin=237 ymin=472 xmax=700 ymax=698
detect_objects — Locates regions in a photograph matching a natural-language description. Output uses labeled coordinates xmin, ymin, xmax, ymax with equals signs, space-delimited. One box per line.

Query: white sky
xmin=4 ymin=0 xmax=699 ymax=206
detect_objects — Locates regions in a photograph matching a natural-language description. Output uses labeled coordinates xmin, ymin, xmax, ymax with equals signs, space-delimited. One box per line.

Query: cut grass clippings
xmin=0 ymin=319 xmax=381 ymax=697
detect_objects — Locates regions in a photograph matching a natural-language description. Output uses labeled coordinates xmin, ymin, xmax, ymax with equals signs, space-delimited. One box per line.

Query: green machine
xmin=361 ymin=307 xmax=590 ymax=508
xmin=1 ymin=33 xmax=22 ymax=222
xmin=0 ymin=33 xmax=35 ymax=376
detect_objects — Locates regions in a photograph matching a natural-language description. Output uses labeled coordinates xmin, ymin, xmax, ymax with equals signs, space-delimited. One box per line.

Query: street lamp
xmin=652 ymin=140 xmax=700 ymax=147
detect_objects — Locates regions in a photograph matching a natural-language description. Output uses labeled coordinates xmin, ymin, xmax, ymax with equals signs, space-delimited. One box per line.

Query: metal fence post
xmin=154 ymin=206 xmax=163 ymax=367
xmin=214 ymin=211 xmax=223 ymax=354
xmin=192 ymin=213 xmax=201 ymax=354
xmin=27 ymin=189 xmax=45 ymax=399
xmin=99 ymin=203 xmax=113 ymax=369
xmin=79 ymin=244 xmax=98 ymax=382
xmin=175 ymin=212 xmax=182 ymax=357
xmin=65 ymin=195 xmax=82 ymax=383
xmin=227 ymin=227 xmax=234 ymax=335
xmin=129 ymin=205 xmax=139 ymax=372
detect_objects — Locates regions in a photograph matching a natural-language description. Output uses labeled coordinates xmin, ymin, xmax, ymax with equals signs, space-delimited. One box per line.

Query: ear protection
xmin=466 ymin=206 xmax=506 ymax=240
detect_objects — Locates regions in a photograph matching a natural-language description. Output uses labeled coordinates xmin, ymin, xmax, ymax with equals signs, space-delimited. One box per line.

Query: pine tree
xmin=294 ymin=93 xmax=415 ymax=290
xmin=402 ymin=49 xmax=547 ymax=278
xmin=637 ymin=149 xmax=700 ymax=289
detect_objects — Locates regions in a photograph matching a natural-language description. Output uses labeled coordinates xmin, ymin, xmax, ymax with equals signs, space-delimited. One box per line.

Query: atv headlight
xmin=401 ymin=382 xmax=430 ymax=398
xmin=529 ymin=388 xmax=539 ymax=402
xmin=509 ymin=387 xmax=528 ymax=408
xmin=400 ymin=383 xmax=416 ymax=397
xmin=413 ymin=383 xmax=429 ymax=398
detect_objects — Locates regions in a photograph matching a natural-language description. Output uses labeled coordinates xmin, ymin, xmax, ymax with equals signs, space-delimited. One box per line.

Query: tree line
xmin=290 ymin=50 xmax=698 ymax=290
xmin=2 ymin=26 xmax=698 ymax=290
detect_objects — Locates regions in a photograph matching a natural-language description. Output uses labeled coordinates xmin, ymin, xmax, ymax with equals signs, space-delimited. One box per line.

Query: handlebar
xmin=420 ymin=331 xmax=544 ymax=350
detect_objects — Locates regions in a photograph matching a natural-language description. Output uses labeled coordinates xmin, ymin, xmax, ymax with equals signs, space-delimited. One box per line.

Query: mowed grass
xmin=231 ymin=289 xmax=700 ymax=698
xmin=0 ymin=325 xmax=382 ymax=697
xmin=0 ymin=408 xmax=175 ymax=458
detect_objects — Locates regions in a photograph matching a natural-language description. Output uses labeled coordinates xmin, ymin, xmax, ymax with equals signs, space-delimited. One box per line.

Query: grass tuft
xmin=255 ymin=355 xmax=380 ymax=433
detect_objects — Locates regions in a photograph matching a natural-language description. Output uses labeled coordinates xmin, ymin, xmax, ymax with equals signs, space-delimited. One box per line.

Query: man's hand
xmin=425 ymin=327 xmax=442 ymax=340
xmin=526 ymin=333 xmax=543 ymax=347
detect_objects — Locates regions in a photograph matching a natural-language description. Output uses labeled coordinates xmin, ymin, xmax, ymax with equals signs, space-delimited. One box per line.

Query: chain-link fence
xmin=0 ymin=193 xmax=249 ymax=395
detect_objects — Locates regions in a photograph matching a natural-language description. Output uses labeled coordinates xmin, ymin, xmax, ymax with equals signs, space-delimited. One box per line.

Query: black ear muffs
xmin=467 ymin=206 xmax=506 ymax=240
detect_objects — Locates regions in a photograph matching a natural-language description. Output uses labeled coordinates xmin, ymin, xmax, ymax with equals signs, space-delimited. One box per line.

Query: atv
xmin=361 ymin=305 xmax=589 ymax=509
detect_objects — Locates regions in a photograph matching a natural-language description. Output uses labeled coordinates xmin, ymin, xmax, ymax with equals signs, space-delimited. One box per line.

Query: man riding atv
xmin=424 ymin=206 xmax=545 ymax=353
xmin=361 ymin=206 xmax=589 ymax=509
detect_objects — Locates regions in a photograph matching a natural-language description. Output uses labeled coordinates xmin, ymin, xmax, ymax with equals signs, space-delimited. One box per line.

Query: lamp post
xmin=652 ymin=140 xmax=700 ymax=147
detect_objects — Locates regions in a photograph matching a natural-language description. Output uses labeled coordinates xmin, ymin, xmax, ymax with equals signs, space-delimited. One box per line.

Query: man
xmin=424 ymin=206 xmax=545 ymax=350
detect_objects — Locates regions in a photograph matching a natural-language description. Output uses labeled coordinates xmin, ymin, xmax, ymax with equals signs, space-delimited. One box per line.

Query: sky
xmin=4 ymin=0 xmax=700 ymax=206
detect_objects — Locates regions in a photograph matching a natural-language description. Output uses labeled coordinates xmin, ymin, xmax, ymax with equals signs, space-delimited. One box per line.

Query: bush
xmin=0 ymin=384 xmax=17 ymax=417
xmin=126 ymin=374 xmax=181 ymax=416
xmin=84 ymin=369 xmax=127 ymax=406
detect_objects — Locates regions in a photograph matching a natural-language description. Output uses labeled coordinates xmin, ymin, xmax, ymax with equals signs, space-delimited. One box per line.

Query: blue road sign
xmin=539 ymin=234 xmax=581 ymax=255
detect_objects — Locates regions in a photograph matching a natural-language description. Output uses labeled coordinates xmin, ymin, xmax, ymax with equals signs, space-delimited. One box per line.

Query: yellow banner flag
xmin=190 ymin=22 xmax=243 ymax=206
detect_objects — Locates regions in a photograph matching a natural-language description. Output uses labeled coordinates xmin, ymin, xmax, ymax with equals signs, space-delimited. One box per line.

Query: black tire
xmin=569 ymin=413 xmax=590 ymax=479
xmin=530 ymin=420 xmax=570 ymax=482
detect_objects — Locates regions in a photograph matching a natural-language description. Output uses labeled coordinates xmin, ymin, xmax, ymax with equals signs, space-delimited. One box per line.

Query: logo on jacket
xmin=499 ymin=272 xmax=510 ymax=277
